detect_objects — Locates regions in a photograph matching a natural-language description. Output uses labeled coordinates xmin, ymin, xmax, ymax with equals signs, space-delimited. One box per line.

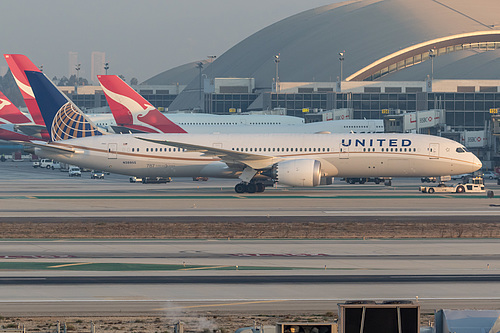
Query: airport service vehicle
xmin=68 ymin=166 xmax=81 ymax=177
xmin=38 ymin=159 xmax=58 ymax=169
xmin=129 ymin=176 xmax=171 ymax=183
xmin=419 ymin=177 xmax=485 ymax=194
xmin=345 ymin=177 xmax=387 ymax=185
xmin=193 ymin=176 xmax=209 ymax=181
xmin=90 ymin=170 xmax=104 ymax=179
xmin=420 ymin=176 xmax=437 ymax=183
xmin=129 ymin=176 xmax=142 ymax=183
xmin=141 ymin=177 xmax=171 ymax=184
xmin=24 ymin=70 xmax=482 ymax=194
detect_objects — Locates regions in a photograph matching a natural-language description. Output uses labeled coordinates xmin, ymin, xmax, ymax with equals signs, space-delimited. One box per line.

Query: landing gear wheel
xmin=428 ymin=188 xmax=435 ymax=194
xmin=374 ymin=178 xmax=380 ymax=184
xmin=256 ymin=183 xmax=265 ymax=192
xmin=246 ymin=183 xmax=257 ymax=193
xmin=456 ymin=185 xmax=465 ymax=193
xmin=234 ymin=183 xmax=247 ymax=193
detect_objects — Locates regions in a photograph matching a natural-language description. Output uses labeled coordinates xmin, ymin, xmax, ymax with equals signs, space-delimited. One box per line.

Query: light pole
xmin=207 ymin=55 xmax=216 ymax=83
xmin=75 ymin=63 xmax=81 ymax=93
xmin=338 ymin=51 xmax=345 ymax=82
xmin=104 ymin=62 xmax=109 ymax=75
xmin=196 ymin=62 xmax=204 ymax=108
xmin=429 ymin=48 xmax=436 ymax=80
xmin=274 ymin=54 xmax=280 ymax=93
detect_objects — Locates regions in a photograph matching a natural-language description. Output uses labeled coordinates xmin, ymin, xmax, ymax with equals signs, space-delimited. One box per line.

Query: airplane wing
xmin=137 ymin=137 xmax=282 ymax=169
xmin=14 ymin=124 xmax=47 ymax=138
xmin=111 ymin=125 xmax=148 ymax=134
xmin=18 ymin=140 xmax=81 ymax=154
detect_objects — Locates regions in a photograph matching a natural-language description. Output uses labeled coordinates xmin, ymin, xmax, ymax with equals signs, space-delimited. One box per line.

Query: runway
xmin=0 ymin=238 xmax=499 ymax=315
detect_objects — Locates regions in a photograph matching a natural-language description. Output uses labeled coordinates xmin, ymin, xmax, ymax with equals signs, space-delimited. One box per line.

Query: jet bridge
xmin=384 ymin=109 xmax=445 ymax=134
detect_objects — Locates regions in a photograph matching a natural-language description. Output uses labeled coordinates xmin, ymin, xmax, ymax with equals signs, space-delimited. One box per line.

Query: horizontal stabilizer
xmin=18 ymin=140 xmax=80 ymax=154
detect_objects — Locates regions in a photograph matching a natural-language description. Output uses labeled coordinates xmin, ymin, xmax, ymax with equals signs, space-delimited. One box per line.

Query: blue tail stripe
xmin=25 ymin=70 xmax=102 ymax=141
xmin=24 ymin=71 xmax=67 ymax=135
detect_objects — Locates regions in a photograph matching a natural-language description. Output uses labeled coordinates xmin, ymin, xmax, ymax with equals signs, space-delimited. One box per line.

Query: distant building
xmin=91 ymin=51 xmax=106 ymax=84
xmin=68 ymin=52 xmax=78 ymax=78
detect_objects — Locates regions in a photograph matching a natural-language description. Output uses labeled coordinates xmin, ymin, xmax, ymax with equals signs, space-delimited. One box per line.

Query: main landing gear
xmin=234 ymin=182 xmax=266 ymax=193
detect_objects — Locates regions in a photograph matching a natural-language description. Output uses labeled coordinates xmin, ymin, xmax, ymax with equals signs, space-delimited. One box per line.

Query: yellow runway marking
xmin=49 ymin=262 xmax=93 ymax=268
xmin=180 ymin=265 xmax=231 ymax=271
xmin=153 ymin=299 xmax=286 ymax=311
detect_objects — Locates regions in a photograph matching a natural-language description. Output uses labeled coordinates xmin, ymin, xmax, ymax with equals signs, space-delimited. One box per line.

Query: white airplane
xmin=97 ymin=74 xmax=384 ymax=134
xmin=24 ymin=70 xmax=481 ymax=193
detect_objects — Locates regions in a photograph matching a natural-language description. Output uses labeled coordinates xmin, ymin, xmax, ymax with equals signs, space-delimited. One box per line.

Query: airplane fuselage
xmin=37 ymin=132 xmax=481 ymax=181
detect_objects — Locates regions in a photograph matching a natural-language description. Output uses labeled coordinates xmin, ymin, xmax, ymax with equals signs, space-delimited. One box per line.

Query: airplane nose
xmin=471 ymin=154 xmax=482 ymax=172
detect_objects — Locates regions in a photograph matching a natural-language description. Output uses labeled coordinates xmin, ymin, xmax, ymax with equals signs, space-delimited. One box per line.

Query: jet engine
xmin=272 ymin=159 xmax=321 ymax=187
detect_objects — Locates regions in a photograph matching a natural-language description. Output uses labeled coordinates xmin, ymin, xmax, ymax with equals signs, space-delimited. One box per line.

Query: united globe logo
xmin=51 ymin=102 xmax=101 ymax=141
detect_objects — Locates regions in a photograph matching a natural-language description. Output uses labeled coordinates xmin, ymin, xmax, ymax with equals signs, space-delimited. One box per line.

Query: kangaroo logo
xmin=0 ymin=98 xmax=12 ymax=111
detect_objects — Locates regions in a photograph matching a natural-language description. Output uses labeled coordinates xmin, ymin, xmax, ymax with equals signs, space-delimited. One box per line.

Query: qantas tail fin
xmin=97 ymin=75 xmax=186 ymax=134
xmin=4 ymin=54 xmax=45 ymax=126
xmin=25 ymin=71 xmax=104 ymax=142
xmin=0 ymin=91 xmax=32 ymax=124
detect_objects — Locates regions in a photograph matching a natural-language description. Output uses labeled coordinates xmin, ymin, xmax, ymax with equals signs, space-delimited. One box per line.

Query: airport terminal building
xmin=65 ymin=0 xmax=500 ymax=168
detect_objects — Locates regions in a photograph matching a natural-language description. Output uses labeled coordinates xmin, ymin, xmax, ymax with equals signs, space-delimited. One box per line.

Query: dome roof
xmin=166 ymin=0 xmax=500 ymax=110
xmin=142 ymin=60 xmax=208 ymax=85
xmin=206 ymin=0 xmax=499 ymax=83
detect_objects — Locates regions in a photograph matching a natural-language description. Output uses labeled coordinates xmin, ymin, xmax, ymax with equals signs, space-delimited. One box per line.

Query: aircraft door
xmin=108 ymin=143 xmax=117 ymax=159
xmin=429 ymin=143 xmax=439 ymax=159
xmin=339 ymin=143 xmax=349 ymax=159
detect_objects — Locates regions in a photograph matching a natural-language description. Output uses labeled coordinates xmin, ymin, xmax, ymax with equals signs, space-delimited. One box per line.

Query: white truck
xmin=419 ymin=177 xmax=485 ymax=194
xmin=34 ymin=159 xmax=61 ymax=169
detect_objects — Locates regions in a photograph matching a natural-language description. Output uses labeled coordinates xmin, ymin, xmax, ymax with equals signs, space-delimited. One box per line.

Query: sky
xmin=1 ymin=0 xmax=341 ymax=83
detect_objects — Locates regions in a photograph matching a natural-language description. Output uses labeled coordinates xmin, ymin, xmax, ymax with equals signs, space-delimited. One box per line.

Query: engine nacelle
xmin=274 ymin=159 xmax=321 ymax=187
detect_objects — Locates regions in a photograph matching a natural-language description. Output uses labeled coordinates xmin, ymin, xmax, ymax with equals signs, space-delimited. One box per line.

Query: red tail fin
xmin=98 ymin=75 xmax=186 ymax=133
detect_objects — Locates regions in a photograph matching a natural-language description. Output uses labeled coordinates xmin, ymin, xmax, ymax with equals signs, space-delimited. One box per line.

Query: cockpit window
xmin=456 ymin=147 xmax=468 ymax=153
